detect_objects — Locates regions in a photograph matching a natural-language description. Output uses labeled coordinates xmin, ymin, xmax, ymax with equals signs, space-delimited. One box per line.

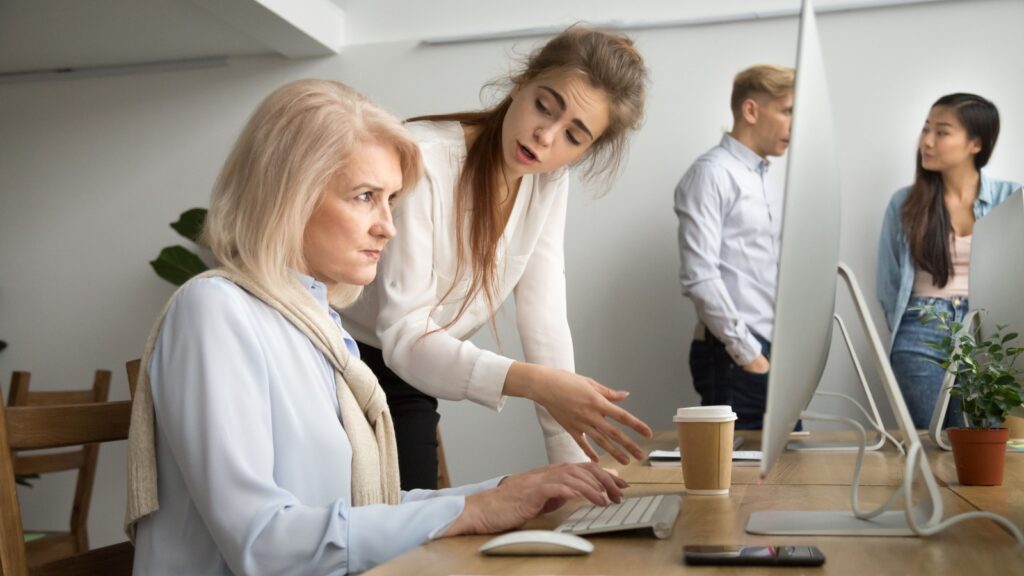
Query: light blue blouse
xmin=876 ymin=172 xmax=1021 ymax=349
xmin=132 ymin=275 xmax=500 ymax=575
xmin=674 ymin=133 xmax=783 ymax=366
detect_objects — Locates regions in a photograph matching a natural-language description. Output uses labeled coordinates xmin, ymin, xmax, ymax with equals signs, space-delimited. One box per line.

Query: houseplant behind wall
xmin=920 ymin=306 xmax=1023 ymax=485
xmin=152 ymin=208 xmax=209 ymax=286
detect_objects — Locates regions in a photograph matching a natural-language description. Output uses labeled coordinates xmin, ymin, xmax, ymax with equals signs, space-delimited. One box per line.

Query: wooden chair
xmin=125 ymin=360 xmax=140 ymax=400
xmin=0 ymin=381 xmax=133 ymax=575
xmin=6 ymin=371 xmax=110 ymax=567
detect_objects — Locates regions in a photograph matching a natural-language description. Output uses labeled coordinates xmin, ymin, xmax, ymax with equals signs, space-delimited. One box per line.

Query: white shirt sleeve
xmin=675 ymin=163 xmax=762 ymax=366
xmin=513 ymin=177 xmax=588 ymax=463
xmin=147 ymin=280 xmax=469 ymax=575
xmin=375 ymin=158 xmax=513 ymax=411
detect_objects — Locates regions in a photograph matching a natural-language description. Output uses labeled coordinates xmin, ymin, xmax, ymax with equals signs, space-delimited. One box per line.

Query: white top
xmin=132 ymin=275 xmax=501 ymax=575
xmin=343 ymin=120 xmax=585 ymax=464
xmin=912 ymin=234 xmax=971 ymax=298
xmin=674 ymin=134 xmax=783 ymax=366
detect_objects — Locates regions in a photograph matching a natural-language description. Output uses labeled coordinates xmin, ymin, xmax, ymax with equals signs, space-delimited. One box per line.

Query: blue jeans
xmin=690 ymin=331 xmax=774 ymax=430
xmin=891 ymin=296 xmax=967 ymax=430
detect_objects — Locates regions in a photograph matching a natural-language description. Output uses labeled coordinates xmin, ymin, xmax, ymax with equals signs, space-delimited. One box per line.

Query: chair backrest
xmin=0 ymin=382 xmax=132 ymax=575
xmin=125 ymin=360 xmax=140 ymax=401
xmin=7 ymin=371 xmax=111 ymax=564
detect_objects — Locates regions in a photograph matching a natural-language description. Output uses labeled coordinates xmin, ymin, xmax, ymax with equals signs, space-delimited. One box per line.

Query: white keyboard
xmin=555 ymin=494 xmax=682 ymax=539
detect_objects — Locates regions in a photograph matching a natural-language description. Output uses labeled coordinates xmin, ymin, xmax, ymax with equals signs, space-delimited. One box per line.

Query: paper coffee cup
xmin=674 ymin=406 xmax=737 ymax=495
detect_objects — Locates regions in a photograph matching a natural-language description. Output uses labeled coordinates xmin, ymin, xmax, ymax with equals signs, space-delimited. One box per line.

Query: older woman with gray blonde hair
xmin=126 ymin=79 xmax=626 ymax=575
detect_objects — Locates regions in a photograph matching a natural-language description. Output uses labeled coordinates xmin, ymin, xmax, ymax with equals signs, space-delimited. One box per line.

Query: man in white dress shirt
xmin=674 ymin=64 xmax=794 ymax=429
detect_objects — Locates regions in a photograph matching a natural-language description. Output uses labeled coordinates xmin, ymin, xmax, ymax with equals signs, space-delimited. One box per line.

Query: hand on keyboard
xmin=443 ymin=463 xmax=629 ymax=536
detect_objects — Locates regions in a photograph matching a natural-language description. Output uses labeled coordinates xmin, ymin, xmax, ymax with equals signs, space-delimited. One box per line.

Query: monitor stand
xmin=927 ymin=310 xmax=978 ymax=451
xmin=747 ymin=263 xmax=945 ymax=537
xmin=787 ymin=313 xmax=888 ymax=452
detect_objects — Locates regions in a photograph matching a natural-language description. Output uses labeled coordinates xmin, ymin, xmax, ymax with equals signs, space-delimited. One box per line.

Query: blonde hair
xmin=203 ymin=79 xmax=421 ymax=307
xmin=730 ymin=64 xmax=795 ymax=119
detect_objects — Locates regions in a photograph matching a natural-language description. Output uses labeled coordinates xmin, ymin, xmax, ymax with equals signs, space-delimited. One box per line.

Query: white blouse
xmin=343 ymin=121 xmax=586 ymax=464
xmin=132 ymin=276 xmax=500 ymax=575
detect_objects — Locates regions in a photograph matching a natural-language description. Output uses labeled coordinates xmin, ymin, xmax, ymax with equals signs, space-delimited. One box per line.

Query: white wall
xmin=1 ymin=0 xmax=1021 ymax=549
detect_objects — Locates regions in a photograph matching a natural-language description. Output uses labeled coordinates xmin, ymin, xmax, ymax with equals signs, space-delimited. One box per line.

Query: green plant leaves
xmin=918 ymin=305 xmax=1024 ymax=427
xmin=150 ymin=245 xmax=209 ymax=286
xmin=170 ymin=208 xmax=207 ymax=244
xmin=151 ymin=207 xmax=210 ymax=286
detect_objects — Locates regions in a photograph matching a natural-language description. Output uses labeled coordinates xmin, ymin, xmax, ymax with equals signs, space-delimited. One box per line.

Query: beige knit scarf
xmin=125 ymin=269 xmax=401 ymax=539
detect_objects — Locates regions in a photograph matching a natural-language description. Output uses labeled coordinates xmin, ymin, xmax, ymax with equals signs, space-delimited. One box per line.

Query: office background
xmin=1 ymin=0 xmax=1021 ymax=548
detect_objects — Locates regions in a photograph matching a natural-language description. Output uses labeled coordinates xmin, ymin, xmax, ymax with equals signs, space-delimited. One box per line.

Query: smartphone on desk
xmin=683 ymin=545 xmax=825 ymax=567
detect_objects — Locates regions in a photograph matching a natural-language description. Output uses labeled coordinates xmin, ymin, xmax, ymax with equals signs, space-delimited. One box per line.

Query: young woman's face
xmin=501 ymin=69 xmax=611 ymax=179
xmin=919 ymin=105 xmax=982 ymax=173
xmin=302 ymin=142 xmax=401 ymax=289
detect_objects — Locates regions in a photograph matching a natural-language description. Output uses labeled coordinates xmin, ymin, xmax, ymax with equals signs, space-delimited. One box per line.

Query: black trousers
xmin=358 ymin=342 xmax=440 ymax=490
xmin=689 ymin=330 xmax=803 ymax=431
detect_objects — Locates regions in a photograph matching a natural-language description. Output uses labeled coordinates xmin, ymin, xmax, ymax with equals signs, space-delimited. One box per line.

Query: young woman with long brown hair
xmin=877 ymin=93 xmax=1020 ymax=430
xmin=343 ymin=26 xmax=652 ymax=489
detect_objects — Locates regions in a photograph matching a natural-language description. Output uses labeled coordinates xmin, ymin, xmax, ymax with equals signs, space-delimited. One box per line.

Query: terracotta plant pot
xmin=947 ymin=427 xmax=1009 ymax=486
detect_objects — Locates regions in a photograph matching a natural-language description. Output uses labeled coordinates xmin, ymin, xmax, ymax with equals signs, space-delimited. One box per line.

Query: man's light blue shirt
xmin=675 ymin=133 xmax=783 ymax=366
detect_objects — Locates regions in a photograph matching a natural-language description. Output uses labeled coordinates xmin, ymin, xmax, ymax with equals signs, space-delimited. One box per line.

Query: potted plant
xmin=919 ymin=306 xmax=1024 ymax=485
xmin=151 ymin=208 xmax=209 ymax=286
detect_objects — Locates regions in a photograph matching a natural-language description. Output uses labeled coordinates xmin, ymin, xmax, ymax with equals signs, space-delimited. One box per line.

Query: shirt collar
xmin=977 ymin=170 xmax=994 ymax=207
xmin=291 ymin=270 xmax=332 ymax=311
xmin=290 ymin=270 xmax=360 ymax=358
xmin=721 ymin=133 xmax=770 ymax=175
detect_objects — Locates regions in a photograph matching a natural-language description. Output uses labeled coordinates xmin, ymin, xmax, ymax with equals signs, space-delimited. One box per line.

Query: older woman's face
xmin=302 ymin=142 xmax=401 ymax=289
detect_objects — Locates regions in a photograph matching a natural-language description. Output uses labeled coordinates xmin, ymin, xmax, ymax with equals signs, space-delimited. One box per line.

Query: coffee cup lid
xmin=673 ymin=405 xmax=738 ymax=423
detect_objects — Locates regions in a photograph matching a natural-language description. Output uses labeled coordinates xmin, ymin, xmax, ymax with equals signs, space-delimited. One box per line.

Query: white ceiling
xmin=0 ymin=0 xmax=972 ymax=79
xmin=0 ymin=0 xmax=345 ymax=78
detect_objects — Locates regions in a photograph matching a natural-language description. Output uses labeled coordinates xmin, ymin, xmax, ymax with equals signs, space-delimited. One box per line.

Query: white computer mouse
xmin=479 ymin=530 xmax=594 ymax=556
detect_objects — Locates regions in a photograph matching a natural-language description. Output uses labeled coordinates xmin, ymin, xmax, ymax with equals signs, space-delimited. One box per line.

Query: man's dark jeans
xmin=689 ymin=331 xmax=772 ymax=430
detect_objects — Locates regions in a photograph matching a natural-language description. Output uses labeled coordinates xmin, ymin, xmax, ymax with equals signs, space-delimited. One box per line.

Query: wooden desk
xmin=365 ymin=431 xmax=1024 ymax=575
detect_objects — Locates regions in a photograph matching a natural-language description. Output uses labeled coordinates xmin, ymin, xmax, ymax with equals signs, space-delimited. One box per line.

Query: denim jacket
xmin=876 ymin=172 xmax=1021 ymax=350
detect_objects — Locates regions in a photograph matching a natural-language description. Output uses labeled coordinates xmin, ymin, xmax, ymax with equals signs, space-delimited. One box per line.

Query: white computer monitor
xmin=756 ymin=0 xmax=841 ymax=476
xmin=971 ymin=187 xmax=1024 ymax=421
xmin=746 ymin=0 xmax=946 ymax=536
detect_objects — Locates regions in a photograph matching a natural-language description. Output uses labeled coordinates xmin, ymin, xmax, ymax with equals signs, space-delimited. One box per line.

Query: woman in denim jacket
xmin=877 ymin=93 xmax=1020 ymax=430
